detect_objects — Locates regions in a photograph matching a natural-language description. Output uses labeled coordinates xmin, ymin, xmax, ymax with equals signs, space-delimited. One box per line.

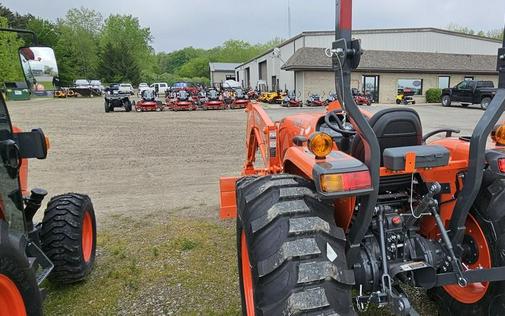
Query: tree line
xmin=0 ymin=5 xmax=282 ymax=87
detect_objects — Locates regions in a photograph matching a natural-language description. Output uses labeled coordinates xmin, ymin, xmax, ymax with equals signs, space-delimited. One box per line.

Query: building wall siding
xmin=300 ymin=71 xmax=498 ymax=104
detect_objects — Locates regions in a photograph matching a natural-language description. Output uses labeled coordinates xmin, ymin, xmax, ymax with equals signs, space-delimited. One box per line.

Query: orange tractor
xmin=219 ymin=1 xmax=505 ymax=315
xmin=1 ymin=29 xmax=97 ymax=315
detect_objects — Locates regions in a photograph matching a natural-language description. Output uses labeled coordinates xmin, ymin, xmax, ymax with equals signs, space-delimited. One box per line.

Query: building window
xmin=397 ymin=79 xmax=423 ymax=95
xmin=464 ymin=76 xmax=474 ymax=81
xmin=438 ymin=76 xmax=450 ymax=89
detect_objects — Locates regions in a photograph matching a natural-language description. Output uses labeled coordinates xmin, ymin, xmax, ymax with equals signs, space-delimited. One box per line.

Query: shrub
xmin=426 ymin=88 xmax=442 ymax=103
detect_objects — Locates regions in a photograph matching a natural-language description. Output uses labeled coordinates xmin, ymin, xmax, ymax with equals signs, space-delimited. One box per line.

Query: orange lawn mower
xmin=202 ymin=88 xmax=226 ymax=110
xmin=171 ymin=89 xmax=197 ymax=111
xmin=135 ymin=88 xmax=164 ymax=112
xmin=218 ymin=1 xmax=505 ymax=315
xmin=1 ymin=28 xmax=97 ymax=315
xmin=229 ymin=88 xmax=250 ymax=109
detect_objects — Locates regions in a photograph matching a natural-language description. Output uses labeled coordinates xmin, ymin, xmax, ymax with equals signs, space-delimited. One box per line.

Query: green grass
xmin=42 ymin=210 xmax=240 ymax=315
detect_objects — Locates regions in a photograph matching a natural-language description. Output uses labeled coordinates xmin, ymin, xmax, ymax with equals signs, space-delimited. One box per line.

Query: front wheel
xmin=481 ymin=97 xmax=492 ymax=110
xmin=0 ymin=232 xmax=42 ymax=316
xmin=40 ymin=193 xmax=96 ymax=284
xmin=125 ymin=100 xmax=132 ymax=112
xmin=442 ymin=95 xmax=452 ymax=107
xmin=236 ymin=175 xmax=355 ymax=315
xmin=104 ymin=101 xmax=110 ymax=113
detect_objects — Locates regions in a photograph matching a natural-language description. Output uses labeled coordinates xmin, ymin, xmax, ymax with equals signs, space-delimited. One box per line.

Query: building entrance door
xmin=363 ymin=75 xmax=380 ymax=103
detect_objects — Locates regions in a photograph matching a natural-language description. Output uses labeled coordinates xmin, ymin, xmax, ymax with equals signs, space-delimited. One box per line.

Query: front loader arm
xmin=243 ymin=102 xmax=281 ymax=175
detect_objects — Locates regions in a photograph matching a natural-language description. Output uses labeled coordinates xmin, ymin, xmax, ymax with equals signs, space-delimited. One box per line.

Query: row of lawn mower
xmin=264 ymin=90 xmax=371 ymax=108
xmin=104 ymin=85 xmax=253 ymax=113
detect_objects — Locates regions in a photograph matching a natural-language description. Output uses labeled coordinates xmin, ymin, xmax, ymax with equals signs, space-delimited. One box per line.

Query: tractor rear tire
xmin=40 ymin=193 xmax=96 ymax=284
xmin=236 ymin=174 xmax=355 ymax=316
xmin=0 ymin=228 xmax=42 ymax=316
xmin=428 ymin=204 xmax=505 ymax=315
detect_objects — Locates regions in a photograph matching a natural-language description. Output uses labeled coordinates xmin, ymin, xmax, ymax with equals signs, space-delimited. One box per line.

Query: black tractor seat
xmin=351 ymin=107 xmax=423 ymax=165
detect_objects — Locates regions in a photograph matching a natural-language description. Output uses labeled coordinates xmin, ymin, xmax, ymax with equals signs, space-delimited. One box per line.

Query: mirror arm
xmin=0 ymin=27 xmax=38 ymax=45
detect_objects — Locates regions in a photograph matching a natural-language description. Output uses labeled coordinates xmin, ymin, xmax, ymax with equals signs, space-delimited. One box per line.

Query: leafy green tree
xmin=97 ymin=41 xmax=141 ymax=85
xmin=26 ymin=17 xmax=58 ymax=47
xmin=0 ymin=17 xmax=25 ymax=85
xmin=100 ymin=15 xmax=154 ymax=72
xmin=176 ymin=56 xmax=210 ymax=78
xmin=447 ymin=23 xmax=504 ymax=40
xmin=156 ymin=47 xmax=204 ymax=74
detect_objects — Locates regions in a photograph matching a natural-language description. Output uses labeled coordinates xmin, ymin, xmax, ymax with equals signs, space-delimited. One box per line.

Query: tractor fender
xmin=475 ymin=148 xmax=505 ymax=235
xmin=283 ymin=146 xmax=372 ymax=199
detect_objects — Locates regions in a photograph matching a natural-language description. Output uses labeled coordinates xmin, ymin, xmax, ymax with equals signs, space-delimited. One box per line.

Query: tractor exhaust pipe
xmin=333 ymin=0 xmax=381 ymax=265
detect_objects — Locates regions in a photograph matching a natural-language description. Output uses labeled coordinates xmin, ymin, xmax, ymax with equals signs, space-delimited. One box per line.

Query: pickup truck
xmin=441 ymin=80 xmax=497 ymax=110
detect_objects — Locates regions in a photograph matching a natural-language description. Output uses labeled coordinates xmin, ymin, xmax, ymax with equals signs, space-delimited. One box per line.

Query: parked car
xmin=89 ymin=80 xmax=104 ymax=95
xmin=138 ymin=83 xmax=149 ymax=96
xmin=74 ymin=79 xmax=90 ymax=88
xmin=150 ymin=82 xmax=169 ymax=95
xmin=118 ymin=83 xmax=134 ymax=95
xmin=441 ymin=80 xmax=497 ymax=110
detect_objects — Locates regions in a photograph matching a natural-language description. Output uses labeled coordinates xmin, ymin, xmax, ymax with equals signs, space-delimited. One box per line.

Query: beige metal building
xmin=235 ymin=28 xmax=501 ymax=103
xmin=209 ymin=62 xmax=241 ymax=88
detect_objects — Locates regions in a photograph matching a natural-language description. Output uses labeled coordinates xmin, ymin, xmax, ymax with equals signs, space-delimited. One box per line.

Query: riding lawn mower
xmin=230 ymin=88 xmax=250 ymax=110
xmin=0 ymin=28 xmax=97 ymax=316
xmin=218 ymin=1 xmax=505 ymax=314
xmin=135 ymin=88 xmax=163 ymax=112
xmin=281 ymin=90 xmax=302 ymax=107
xmin=202 ymin=89 xmax=226 ymax=110
xmin=170 ymin=89 xmax=197 ymax=111
xmin=305 ymin=91 xmax=324 ymax=106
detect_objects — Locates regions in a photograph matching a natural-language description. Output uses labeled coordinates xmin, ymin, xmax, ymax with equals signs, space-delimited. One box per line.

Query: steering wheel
xmin=324 ymin=110 xmax=356 ymax=136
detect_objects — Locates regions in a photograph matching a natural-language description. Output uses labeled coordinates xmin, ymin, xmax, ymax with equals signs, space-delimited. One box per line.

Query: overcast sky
xmin=3 ymin=0 xmax=505 ymax=52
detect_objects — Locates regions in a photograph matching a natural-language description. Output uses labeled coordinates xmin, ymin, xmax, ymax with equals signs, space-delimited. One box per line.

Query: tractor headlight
xmin=308 ymin=132 xmax=333 ymax=159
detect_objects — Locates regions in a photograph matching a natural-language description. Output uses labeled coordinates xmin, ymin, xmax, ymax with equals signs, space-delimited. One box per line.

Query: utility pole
xmin=288 ymin=0 xmax=292 ymax=37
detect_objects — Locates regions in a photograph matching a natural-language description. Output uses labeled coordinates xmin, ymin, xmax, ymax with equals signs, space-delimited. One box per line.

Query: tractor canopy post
xmin=449 ymin=34 xmax=505 ymax=248
xmin=332 ymin=0 xmax=381 ymax=265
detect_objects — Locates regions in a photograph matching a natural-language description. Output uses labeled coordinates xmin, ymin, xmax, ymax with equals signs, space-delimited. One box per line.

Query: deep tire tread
xmin=40 ymin=193 xmax=96 ymax=284
xmin=237 ymin=175 xmax=355 ymax=316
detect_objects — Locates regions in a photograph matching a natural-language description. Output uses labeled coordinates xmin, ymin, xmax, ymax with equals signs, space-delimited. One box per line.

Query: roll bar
xmin=332 ymin=0 xmax=380 ymax=264
xmin=449 ymin=28 xmax=505 ymax=248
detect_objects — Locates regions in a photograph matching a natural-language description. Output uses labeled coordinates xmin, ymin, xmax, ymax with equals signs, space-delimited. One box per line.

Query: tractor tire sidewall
xmin=481 ymin=97 xmax=491 ymax=110
xmin=40 ymin=194 xmax=97 ymax=284
xmin=0 ymin=236 xmax=42 ymax=316
xmin=442 ymin=95 xmax=451 ymax=107
xmin=236 ymin=175 xmax=355 ymax=316
xmin=428 ymin=208 xmax=505 ymax=316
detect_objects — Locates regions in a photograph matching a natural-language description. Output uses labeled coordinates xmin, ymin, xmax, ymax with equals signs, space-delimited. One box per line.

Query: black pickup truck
xmin=441 ymin=80 xmax=497 ymax=110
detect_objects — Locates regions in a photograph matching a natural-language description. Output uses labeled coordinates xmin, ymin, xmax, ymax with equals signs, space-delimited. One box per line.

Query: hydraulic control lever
xmin=413 ymin=182 xmax=441 ymax=217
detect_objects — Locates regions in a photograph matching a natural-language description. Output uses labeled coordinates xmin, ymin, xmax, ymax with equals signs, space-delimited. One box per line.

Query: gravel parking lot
xmin=6 ymin=97 xmax=492 ymax=315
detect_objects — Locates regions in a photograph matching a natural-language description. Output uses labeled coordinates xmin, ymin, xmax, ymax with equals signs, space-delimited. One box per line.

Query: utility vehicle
xmin=0 ymin=28 xmax=97 ymax=315
xmin=104 ymin=84 xmax=133 ymax=112
xmin=218 ymin=1 xmax=505 ymax=315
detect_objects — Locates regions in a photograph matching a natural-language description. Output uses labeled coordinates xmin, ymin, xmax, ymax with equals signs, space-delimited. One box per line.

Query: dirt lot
xmin=7 ymin=97 xmax=490 ymax=315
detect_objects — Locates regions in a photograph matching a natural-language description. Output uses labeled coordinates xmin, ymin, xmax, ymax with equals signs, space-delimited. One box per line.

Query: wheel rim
xmin=482 ymin=100 xmax=489 ymax=109
xmin=443 ymin=96 xmax=449 ymax=105
xmin=0 ymin=274 xmax=26 ymax=316
xmin=241 ymin=231 xmax=255 ymax=316
xmin=443 ymin=214 xmax=491 ymax=304
xmin=81 ymin=211 xmax=93 ymax=263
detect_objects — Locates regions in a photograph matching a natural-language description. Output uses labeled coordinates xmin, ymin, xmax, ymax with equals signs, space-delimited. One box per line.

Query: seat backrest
xmin=351 ymin=108 xmax=422 ymax=164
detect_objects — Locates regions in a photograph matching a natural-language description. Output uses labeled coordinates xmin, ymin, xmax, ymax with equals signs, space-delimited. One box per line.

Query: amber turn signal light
xmin=320 ymin=171 xmax=372 ymax=193
xmin=492 ymin=124 xmax=505 ymax=146
xmin=308 ymin=132 xmax=333 ymax=159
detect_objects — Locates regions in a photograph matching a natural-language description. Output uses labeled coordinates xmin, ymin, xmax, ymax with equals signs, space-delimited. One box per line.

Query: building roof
xmin=235 ymin=27 xmax=502 ymax=69
xmin=281 ymin=47 xmax=498 ymax=74
xmin=209 ymin=62 xmax=241 ymax=72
